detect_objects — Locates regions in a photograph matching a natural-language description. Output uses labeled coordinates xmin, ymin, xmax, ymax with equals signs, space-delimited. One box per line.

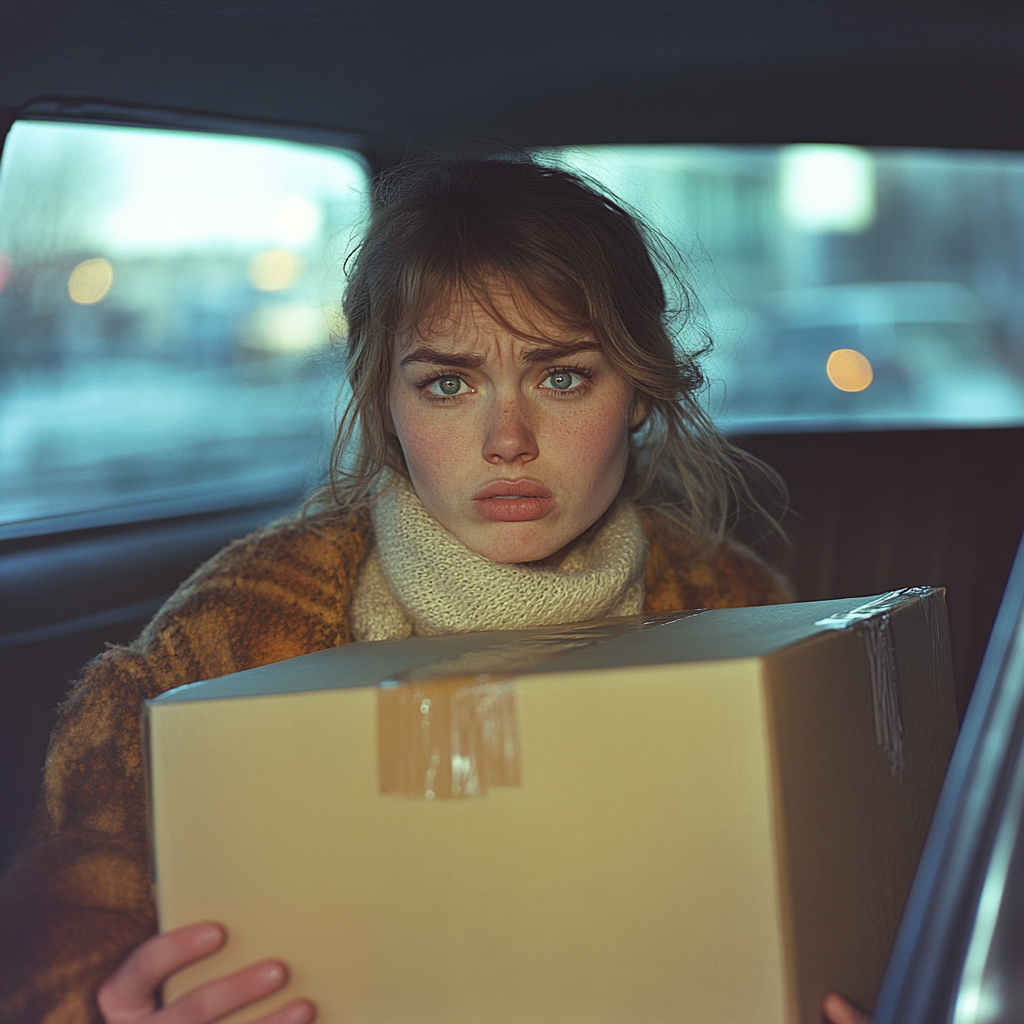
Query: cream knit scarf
xmin=349 ymin=476 xmax=647 ymax=641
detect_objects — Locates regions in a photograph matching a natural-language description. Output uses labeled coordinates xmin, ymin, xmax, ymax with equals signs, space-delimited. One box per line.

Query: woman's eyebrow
xmin=521 ymin=341 xmax=600 ymax=364
xmin=399 ymin=346 xmax=486 ymax=369
xmin=399 ymin=340 xmax=599 ymax=368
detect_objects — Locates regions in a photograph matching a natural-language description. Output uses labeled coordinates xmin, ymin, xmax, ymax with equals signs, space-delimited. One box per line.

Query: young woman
xmin=0 ymin=158 xmax=867 ymax=1024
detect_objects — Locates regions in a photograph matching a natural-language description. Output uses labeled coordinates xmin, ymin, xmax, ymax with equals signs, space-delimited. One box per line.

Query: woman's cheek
xmin=395 ymin=407 xmax=470 ymax=481
xmin=547 ymin=401 xmax=630 ymax=476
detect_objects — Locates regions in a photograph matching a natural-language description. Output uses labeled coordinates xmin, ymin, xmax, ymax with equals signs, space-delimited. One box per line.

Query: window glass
xmin=541 ymin=145 xmax=1024 ymax=431
xmin=0 ymin=121 xmax=368 ymax=528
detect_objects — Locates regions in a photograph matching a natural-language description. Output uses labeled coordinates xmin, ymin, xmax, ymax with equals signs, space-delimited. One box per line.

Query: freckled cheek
xmin=392 ymin=405 xmax=476 ymax=483
xmin=543 ymin=406 xmax=630 ymax=477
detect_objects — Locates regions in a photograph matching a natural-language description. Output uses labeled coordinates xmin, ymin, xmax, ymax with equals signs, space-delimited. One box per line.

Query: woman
xmin=0 ymin=157 xmax=866 ymax=1024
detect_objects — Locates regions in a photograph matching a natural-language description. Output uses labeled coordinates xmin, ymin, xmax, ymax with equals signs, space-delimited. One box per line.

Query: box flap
xmin=150 ymin=590 xmax=941 ymax=705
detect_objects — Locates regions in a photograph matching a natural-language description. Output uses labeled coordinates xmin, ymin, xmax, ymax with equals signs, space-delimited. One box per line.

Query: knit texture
xmin=0 ymin=504 xmax=791 ymax=1024
xmin=351 ymin=477 xmax=646 ymax=640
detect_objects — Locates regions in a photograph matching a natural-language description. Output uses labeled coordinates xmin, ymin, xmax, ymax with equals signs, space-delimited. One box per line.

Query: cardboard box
xmin=145 ymin=589 xmax=958 ymax=1024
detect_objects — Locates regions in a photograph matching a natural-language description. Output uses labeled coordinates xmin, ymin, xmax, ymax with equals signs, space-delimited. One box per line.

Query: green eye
xmin=434 ymin=376 xmax=462 ymax=396
xmin=546 ymin=371 xmax=577 ymax=391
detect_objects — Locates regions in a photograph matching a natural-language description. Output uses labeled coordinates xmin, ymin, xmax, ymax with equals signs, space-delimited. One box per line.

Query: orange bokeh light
xmin=826 ymin=349 xmax=873 ymax=392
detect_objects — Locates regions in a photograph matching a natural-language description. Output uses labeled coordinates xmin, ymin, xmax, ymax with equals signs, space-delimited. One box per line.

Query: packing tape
xmin=816 ymin=587 xmax=940 ymax=781
xmin=377 ymin=677 xmax=520 ymax=800
xmin=375 ymin=612 xmax=698 ymax=800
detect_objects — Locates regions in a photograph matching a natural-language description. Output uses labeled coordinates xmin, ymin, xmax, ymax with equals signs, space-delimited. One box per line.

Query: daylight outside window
xmin=6 ymin=135 xmax=1024 ymax=530
xmin=0 ymin=121 xmax=368 ymax=528
xmin=543 ymin=145 xmax=1024 ymax=432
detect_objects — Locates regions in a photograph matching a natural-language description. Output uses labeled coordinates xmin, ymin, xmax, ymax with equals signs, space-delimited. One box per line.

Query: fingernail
xmin=193 ymin=923 xmax=223 ymax=948
xmin=279 ymin=1000 xmax=315 ymax=1024
xmin=258 ymin=962 xmax=287 ymax=987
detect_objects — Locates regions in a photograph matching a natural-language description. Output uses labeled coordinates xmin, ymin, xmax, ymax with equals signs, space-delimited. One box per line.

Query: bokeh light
xmin=248 ymin=249 xmax=303 ymax=292
xmin=827 ymin=348 xmax=874 ymax=392
xmin=781 ymin=145 xmax=875 ymax=233
xmin=270 ymin=194 xmax=322 ymax=247
xmin=68 ymin=258 xmax=114 ymax=304
xmin=242 ymin=302 xmax=328 ymax=354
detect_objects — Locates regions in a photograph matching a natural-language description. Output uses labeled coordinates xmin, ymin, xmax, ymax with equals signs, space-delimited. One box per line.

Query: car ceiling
xmin=0 ymin=0 xmax=1023 ymax=156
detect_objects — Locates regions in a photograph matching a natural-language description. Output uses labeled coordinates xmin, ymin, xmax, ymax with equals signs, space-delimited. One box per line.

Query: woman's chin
xmin=460 ymin=521 xmax=571 ymax=566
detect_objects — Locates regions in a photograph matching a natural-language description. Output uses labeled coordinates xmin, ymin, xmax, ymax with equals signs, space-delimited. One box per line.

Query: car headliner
xmin=0 ymin=0 xmax=1022 ymax=155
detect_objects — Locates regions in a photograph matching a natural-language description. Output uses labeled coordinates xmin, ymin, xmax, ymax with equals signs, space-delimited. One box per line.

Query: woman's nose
xmin=482 ymin=396 xmax=539 ymax=465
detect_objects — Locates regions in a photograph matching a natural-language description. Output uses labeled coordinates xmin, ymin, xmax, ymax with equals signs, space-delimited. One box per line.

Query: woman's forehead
xmin=397 ymin=336 xmax=602 ymax=372
xmin=405 ymin=287 xmax=592 ymax=350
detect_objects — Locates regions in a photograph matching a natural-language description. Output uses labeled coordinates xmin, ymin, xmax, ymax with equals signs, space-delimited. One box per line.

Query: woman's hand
xmin=96 ymin=925 xmax=863 ymax=1024
xmin=822 ymin=991 xmax=871 ymax=1024
xmin=96 ymin=921 xmax=315 ymax=1024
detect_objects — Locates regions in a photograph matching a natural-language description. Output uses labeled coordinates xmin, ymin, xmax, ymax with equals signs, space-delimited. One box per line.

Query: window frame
xmin=0 ymin=96 xmax=391 ymax=543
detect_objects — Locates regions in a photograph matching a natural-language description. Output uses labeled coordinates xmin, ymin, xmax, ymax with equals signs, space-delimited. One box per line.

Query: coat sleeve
xmin=641 ymin=510 xmax=794 ymax=613
xmin=0 ymin=511 xmax=369 ymax=1024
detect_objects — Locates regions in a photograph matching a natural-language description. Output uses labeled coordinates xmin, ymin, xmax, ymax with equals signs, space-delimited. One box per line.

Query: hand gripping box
xmin=145 ymin=589 xmax=958 ymax=1024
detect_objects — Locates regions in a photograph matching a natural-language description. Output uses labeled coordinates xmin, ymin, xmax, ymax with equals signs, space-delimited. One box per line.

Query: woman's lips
xmin=472 ymin=479 xmax=554 ymax=522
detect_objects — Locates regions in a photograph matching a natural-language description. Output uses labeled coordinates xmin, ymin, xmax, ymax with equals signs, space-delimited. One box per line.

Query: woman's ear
xmin=629 ymin=393 xmax=650 ymax=429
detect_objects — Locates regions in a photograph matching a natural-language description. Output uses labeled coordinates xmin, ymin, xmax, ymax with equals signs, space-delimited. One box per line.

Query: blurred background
xmin=4 ymin=126 xmax=1024 ymax=527
xmin=0 ymin=122 xmax=368 ymax=527
xmin=547 ymin=145 xmax=1024 ymax=432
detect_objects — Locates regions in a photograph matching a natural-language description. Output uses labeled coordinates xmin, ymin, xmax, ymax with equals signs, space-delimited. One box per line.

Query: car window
xmin=540 ymin=145 xmax=1024 ymax=432
xmin=0 ymin=120 xmax=369 ymax=530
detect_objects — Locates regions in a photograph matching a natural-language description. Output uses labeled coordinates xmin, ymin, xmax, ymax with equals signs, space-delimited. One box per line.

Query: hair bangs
xmin=393 ymin=202 xmax=595 ymax=351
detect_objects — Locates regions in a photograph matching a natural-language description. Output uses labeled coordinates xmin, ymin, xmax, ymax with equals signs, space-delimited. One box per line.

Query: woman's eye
xmin=429 ymin=375 xmax=465 ymax=397
xmin=542 ymin=370 xmax=585 ymax=392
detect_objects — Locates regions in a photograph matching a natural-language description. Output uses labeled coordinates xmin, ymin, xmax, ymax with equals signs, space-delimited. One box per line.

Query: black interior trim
xmin=16 ymin=96 xmax=398 ymax=173
xmin=0 ymin=500 xmax=302 ymax=637
xmin=2 ymin=2 xmax=1022 ymax=153
xmin=0 ymin=597 xmax=167 ymax=649
xmin=0 ymin=481 xmax=314 ymax=545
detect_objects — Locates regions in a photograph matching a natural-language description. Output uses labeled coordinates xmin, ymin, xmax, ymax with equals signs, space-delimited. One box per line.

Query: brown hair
xmin=308 ymin=155 xmax=782 ymax=545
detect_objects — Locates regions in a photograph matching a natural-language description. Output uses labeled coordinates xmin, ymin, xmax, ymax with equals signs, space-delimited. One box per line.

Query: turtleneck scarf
xmin=349 ymin=475 xmax=647 ymax=641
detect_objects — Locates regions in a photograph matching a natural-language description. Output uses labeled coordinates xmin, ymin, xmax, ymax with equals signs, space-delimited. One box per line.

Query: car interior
xmin=2 ymin=2 xmax=1024 ymax=1019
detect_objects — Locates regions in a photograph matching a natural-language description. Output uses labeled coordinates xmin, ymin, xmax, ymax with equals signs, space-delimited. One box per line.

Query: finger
xmin=156 ymin=958 xmax=291 ymax=1024
xmin=822 ymin=992 xmax=871 ymax=1024
xmin=98 ymin=922 xmax=226 ymax=1022
xmin=249 ymin=998 xmax=316 ymax=1024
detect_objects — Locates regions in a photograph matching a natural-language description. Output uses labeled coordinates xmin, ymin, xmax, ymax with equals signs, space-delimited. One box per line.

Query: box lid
xmin=149 ymin=589 xmax=939 ymax=705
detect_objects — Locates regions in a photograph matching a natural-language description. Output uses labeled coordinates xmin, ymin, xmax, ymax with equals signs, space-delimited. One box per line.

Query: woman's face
xmin=388 ymin=290 xmax=642 ymax=564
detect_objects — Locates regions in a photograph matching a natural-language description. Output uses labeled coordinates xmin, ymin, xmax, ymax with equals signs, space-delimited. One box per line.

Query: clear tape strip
xmin=815 ymin=588 xmax=937 ymax=781
xmin=813 ymin=588 xmax=935 ymax=631
xmin=378 ymin=677 xmax=521 ymax=800
xmin=864 ymin=614 xmax=904 ymax=780
xmin=375 ymin=613 xmax=700 ymax=801
xmin=917 ymin=589 xmax=950 ymax=703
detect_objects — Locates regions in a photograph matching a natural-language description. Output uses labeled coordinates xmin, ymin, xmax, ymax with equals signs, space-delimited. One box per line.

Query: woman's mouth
xmin=472 ymin=479 xmax=554 ymax=522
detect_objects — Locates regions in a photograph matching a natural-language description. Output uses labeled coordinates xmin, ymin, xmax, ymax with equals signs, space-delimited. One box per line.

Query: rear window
xmin=541 ymin=145 xmax=1024 ymax=432
xmin=0 ymin=120 xmax=368 ymax=529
